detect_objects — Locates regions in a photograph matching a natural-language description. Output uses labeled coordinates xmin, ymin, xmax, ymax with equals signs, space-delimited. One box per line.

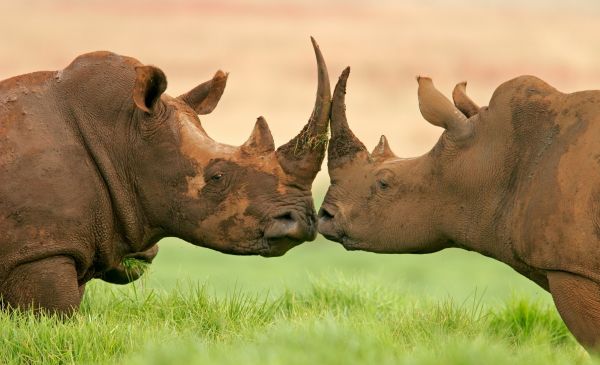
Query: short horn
xmin=328 ymin=67 xmax=368 ymax=169
xmin=371 ymin=135 xmax=396 ymax=160
xmin=417 ymin=76 xmax=472 ymax=141
xmin=241 ymin=116 xmax=275 ymax=155
xmin=276 ymin=37 xmax=331 ymax=183
xmin=452 ymin=81 xmax=479 ymax=117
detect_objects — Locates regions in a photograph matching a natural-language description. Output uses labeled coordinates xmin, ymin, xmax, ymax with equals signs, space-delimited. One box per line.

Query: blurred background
xmin=2 ymin=0 xmax=600 ymax=305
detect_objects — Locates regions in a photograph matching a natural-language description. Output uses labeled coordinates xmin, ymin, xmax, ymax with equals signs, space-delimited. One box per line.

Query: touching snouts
xmin=264 ymin=208 xmax=317 ymax=255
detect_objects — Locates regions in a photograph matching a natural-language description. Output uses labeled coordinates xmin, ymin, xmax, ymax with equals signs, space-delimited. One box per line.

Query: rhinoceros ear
xmin=178 ymin=70 xmax=228 ymax=115
xmin=417 ymin=76 xmax=472 ymax=141
xmin=452 ymin=81 xmax=479 ymax=117
xmin=133 ymin=66 xmax=168 ymax=113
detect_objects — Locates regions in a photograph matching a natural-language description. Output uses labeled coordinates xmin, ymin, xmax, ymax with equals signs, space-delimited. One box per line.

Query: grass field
xmin=1 ymin=188 xmax=598 ymax=364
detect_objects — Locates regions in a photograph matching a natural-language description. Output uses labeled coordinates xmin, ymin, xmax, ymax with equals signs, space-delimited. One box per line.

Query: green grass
xmin=1 ymin=239 xmax=597 ymax=364
xmin=1 ymin=187 xmax=597 ymax=364
xmin=0 ymin=274 xmax=592 ymax=365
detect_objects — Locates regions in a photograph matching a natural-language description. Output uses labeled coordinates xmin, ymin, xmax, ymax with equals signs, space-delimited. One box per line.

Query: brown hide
xmin=0 ymin=39 xmax=331 ymax=313
xmin=319 ymin=70 xmax=600 ymax=349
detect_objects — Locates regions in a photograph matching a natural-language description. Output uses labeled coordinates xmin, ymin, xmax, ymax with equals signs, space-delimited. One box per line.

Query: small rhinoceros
xmin=319 ymin=67 xmax=600 ymax=349
xmin=0 ymin=38 xmax=331 ymax=314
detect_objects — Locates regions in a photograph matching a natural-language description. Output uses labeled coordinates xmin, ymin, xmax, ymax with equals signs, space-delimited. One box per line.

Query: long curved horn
xmin=276 ymin=37 xmax=331 ymax=184
xmin=327 ymin=67 xmax=368 ymax=170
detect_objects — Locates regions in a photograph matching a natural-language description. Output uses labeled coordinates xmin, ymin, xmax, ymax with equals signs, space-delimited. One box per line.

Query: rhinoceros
xmin=0 ymin=38 xmax=331 ymax=314
xmin=318 ymin=67 xmax=600 ymax=348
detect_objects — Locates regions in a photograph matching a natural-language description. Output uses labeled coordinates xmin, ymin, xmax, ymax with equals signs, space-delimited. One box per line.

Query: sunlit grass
xmin=0 ymin=276 xmax=593 ymax=365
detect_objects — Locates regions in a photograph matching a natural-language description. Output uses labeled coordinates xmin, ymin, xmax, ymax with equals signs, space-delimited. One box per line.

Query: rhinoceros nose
xmin=317 ymin=206 xmax=335 ymax=221
xmin=317 ymin=205 xmax=342 ymax=241
xmin=265 ymin=211 xmax=315 ymax=242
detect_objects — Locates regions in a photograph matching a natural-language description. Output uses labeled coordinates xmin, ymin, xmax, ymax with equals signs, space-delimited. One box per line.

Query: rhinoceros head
xmin=103 ymin=39 xmax=330 ymax=257
xmin=318 ymin=67 xmax=480 ymax=253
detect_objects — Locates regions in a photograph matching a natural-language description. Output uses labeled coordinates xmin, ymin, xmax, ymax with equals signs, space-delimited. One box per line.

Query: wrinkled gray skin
xmin=0 ymin=39 xmax=331 ymax=314
xmin=319 ymin=67 xmax=600 ymax=350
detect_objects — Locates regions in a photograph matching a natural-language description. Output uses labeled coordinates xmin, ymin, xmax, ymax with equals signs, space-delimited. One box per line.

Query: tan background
xmin=2 ymin=0 xmax=600 ymax=187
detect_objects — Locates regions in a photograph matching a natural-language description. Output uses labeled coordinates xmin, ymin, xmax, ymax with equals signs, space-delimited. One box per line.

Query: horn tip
xmin=256 ymin=115 xmax=267 ymax=124
xmin=340 ymin=66 xmax=351 ymax=79
xmin=214 ymin=70 xmax=228 ymax=79
xmin=379 ymin=135 xmax=387 ymax=143
xmin=310 ymin=36 xmax=320 ymax=52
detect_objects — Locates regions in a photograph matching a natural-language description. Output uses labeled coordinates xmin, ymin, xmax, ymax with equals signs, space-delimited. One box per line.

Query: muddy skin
xmin=0 ymin=38 xmax=331 ymax=314
xmin=319 ymin=68 xmax=600 ymax=350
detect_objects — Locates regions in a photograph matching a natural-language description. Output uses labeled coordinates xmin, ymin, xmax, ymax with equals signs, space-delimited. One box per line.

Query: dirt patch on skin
xmin=278 ymin=123 xmax=328 ymax=161
xmin=327 ymin=128 xmax=368 ymax=169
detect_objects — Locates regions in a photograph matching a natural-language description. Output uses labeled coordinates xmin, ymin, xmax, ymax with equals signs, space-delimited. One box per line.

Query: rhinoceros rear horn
xmin=276 ymin=37 xmax=331 ymax=184
xmin=241 ymin=116 xmax=275 ymax=155
xmin=417 ymin=76 xmax=472 ymax=141
xmin=327 ymin=67 xmax=369 ymax=170
xmin=178 ymin=70 xmax=228 ymax=115
xmin=371 ymin=135 xmax=396 ymax=161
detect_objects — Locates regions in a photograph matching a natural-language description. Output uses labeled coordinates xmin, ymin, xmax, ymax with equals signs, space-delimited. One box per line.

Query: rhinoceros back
xmin=508 ymin=88 xmax=600 ymax=282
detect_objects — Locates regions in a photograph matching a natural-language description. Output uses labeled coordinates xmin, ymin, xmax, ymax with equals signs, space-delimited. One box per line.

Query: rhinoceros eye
xmin=211 ymin=173 xmax=224 ymax=182
xmin=377 ymin=179 xmax=389 ymax=190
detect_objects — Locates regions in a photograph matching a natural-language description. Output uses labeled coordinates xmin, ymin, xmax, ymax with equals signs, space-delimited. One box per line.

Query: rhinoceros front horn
xmin=327 ymin=67 xmax=369 ymax=170
xmin=276 ymin=37 xmax=331 ymax=184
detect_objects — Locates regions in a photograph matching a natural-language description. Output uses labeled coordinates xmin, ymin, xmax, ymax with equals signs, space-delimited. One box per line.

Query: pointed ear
xmin=371 ymin=135 xmax=396 ymax=160
xmin=133 ymin=66 xmax=168 ymax=113
xmin=178 ymin=70 xmax=228 ymax=115
xmin=241 ymin=116 xmax=275 ymax=155
xmin=417 ymin=76 xmax=472 ymax=140
xmin=452 ymin=81 xmax=479 ymax=117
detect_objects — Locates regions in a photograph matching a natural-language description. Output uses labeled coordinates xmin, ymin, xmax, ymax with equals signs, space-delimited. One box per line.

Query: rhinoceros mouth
xmin=319 ymin=227 xmax=362 ymax=251
xmin=259 ymin=237 xmax=304 ymax=257
xmin=339 ymin=236 xmax=364 ymax=251
xmin=207 ymin=236 xmax=301 ymax=257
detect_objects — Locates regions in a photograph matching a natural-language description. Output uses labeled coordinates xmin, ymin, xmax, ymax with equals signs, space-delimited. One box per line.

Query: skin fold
xmin=0 ymin=38 xmax=331 ymax=314
xmin=319 ymin=67 xmax=600 ymax=350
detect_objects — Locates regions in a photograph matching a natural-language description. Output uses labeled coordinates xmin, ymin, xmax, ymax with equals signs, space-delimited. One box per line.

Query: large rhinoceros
xmin=0 ymin=38 xmax=331 ymax=314
xmin=319 ymin=67 xmax=600 ymax=349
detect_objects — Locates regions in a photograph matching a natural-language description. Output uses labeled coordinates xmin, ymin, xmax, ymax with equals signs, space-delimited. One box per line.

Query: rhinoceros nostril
xmin=273 ymin=212 xmax=295 ymax=222
xmin=265 ymin=211 xmax=314 ymax=242
xmin=318 ymin=207 xmax=334 ymax=220
xmin=265 ymin=212 xmax=299 ymax=238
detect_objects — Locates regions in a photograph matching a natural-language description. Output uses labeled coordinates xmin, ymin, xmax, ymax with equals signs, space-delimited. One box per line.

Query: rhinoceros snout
xmin=317 ymin=205 xmax=343 ymax=242
xmin=265 ymin=211 xmax=316 ymax=242
xmin=260 ymin=211 xmax=315 ymax=257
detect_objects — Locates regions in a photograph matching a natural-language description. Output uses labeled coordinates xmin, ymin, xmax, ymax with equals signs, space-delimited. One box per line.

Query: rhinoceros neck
xmin=442 ymin=86 xmax=565 ymax=277
xmin=71 ymin=108 xmax=155 ymax=249
xmin=59 ymin=63 xmax=158 ymax=251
